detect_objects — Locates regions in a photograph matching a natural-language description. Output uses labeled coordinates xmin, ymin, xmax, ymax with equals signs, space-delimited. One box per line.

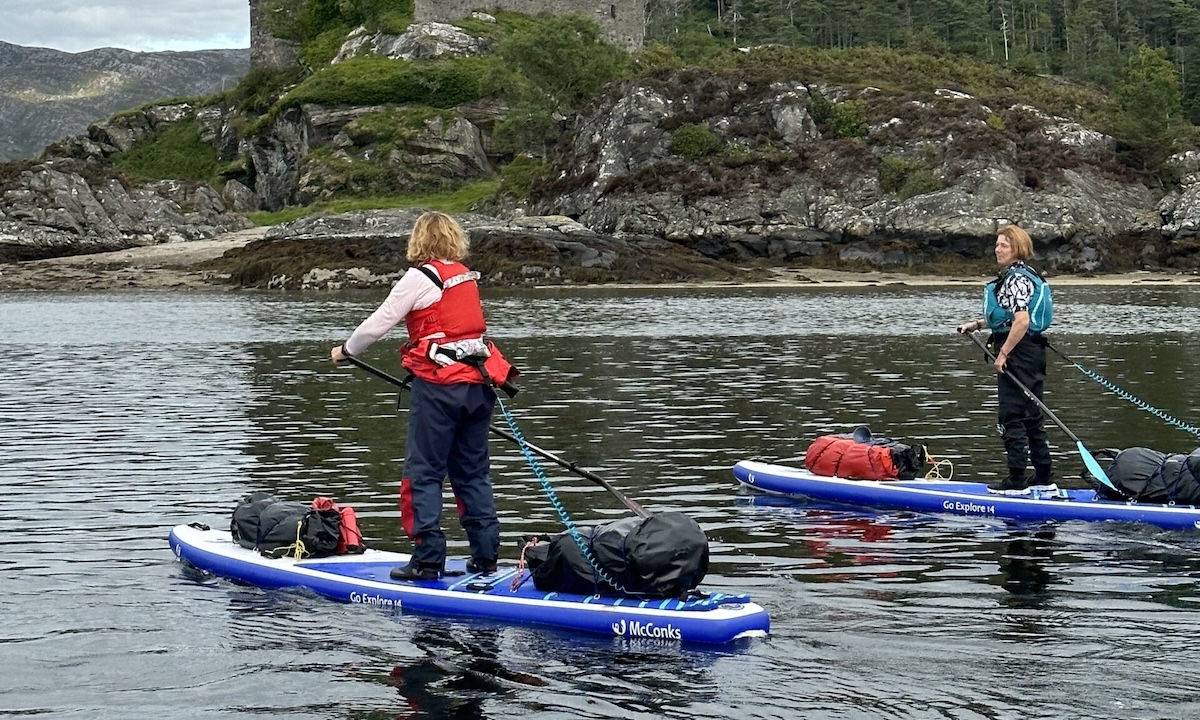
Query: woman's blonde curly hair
xmin=406 ymin=211 xmax=469 ymax=263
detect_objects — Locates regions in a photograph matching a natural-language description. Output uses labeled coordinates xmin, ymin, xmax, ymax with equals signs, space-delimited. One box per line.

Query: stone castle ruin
xmin=249 ymin=0 xmax=300 ymax=71
xmin=415 ymin=1 xmax=645 ymax=51
xmin=249 ymin=0 xmax=646 ymax=70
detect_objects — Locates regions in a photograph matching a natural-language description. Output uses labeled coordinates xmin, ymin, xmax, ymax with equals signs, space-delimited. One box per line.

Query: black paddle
xmin=341 ymin=354 xmax=651 ymax=518
xmin=965 ymin=332 xmax=1119 ymax=492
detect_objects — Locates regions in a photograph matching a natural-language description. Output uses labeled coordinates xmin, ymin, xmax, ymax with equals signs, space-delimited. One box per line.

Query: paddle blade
xmin=1077 ymin=440 xmax=1118 ymax=492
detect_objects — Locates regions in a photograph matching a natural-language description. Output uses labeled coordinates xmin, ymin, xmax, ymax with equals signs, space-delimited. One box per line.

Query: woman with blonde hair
xmin=957 ymin=225 xmax=1056 ymax=495
xmin=332 ymin=211 xmax=518 ymax=580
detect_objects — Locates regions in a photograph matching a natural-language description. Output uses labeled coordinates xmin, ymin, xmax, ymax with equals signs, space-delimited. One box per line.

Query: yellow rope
xmin=279 ymin=519 xmax=307 ymax=560
xmin=923 ymin=446 xmax=954 ymax=480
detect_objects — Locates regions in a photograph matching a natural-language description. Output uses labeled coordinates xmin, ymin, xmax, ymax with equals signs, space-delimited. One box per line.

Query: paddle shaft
xmin=967 ymin=333 xmax=1079 ymax=442
xmin=343 ymin=355 xmax=651 ymax=518
xmin=966 ymin=332 xmax=1117 ymax=491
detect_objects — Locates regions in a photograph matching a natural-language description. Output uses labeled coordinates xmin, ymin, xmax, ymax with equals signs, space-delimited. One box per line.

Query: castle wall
xmin=415 ymin=1 xmax=646 ymax=51
xmin=249 ymin=0 xmax=300 ymax=71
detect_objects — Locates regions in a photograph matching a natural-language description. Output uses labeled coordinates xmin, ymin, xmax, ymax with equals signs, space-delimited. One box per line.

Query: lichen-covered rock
xmin=0 ymin=160 xmax=252 ymax=263
xmin=333 ymin=22 xmax=488 ymax=63
xmin=251 ymin=104 xmax=492 ymax=210
xmin=528 ymin=69 xmax=1186 ymax=273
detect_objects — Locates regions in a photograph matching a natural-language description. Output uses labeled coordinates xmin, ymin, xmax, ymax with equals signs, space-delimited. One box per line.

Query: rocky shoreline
xmin=11 ymin=25 xmax=1200 ymax=292
xmin=0 ymin=228 xmax=267 ymax=291
xmin=2 ymin=224 xmax=1198 ymax=292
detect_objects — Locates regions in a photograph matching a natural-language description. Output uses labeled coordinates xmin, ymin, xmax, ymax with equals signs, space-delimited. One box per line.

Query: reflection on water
xmin=4 ymin=285 xmax=1200 ymax=718
xmin=995 ymin=531 xmax=1058 ymax=603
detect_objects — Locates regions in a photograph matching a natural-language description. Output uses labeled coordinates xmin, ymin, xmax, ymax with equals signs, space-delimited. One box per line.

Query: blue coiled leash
xmin=342 ymin=356 xmax=645 ymax=593
xmin=493 ymin=394 xmax=628 ymax=594
xmin=1048 ymin=341 xmax=1200 ymax=440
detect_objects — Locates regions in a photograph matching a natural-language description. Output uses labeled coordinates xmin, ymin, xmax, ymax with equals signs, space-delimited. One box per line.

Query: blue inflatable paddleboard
xmin=734 ymin=460 xmax=1200 ymax=530
xmin=169 ymin=523 xmax=769 ymax=645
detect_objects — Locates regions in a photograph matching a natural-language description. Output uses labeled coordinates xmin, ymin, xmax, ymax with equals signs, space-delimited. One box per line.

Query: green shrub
xmin=986 ymin=113 xmax=1005 ymax=131
xmin=498 ymin=154 xmax=547 ymax=198
xmin=668 ymin=28 xmax=729 ymax=66
xmin=226 ymin=66 xmax=304 ymax=114
xmin=265 ymin=0 xmax=413 ymax=43
xmin=455 ymin=9 xmax=537 ymax=40
xmin=810 ymin=93 xmax=868 ymax=138
xmin=1011 ymin=54 xmax=1043 ymax=77
xmin=633 ymin=42 xmax=685 ymax=75
xmin=280 ymin=56 xmax=497 ymax=109
xmin=369 ymin=0 xmax=415 ymax=34
xmin=878 ymin=155 xmax=942 ymax=199
xmin=830 ymin=99 xmax=869 ymax=138
xmin=669 ymin=123 xmax=723 ymax=158
xmin=809 ymin=91 xmax=833 ymax=125
xmin=493 ymin=96 xmax=558 ymax=156
xmin=496 ymin=15 xmax=629 ymax=107
xmin=111 ymin=121 xmax=218 ymax=183
xmin=302 ymin=27 xmax=352 ymax=67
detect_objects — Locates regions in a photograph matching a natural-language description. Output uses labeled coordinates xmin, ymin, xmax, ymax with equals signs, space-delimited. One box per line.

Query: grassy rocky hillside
xmin=0 ymin=41 xmax=248 ymax=161
xmin=120 ymin=9 xmax=1163 ymax=213
xmin=5 ymin=1 xmax=1200 ymax=284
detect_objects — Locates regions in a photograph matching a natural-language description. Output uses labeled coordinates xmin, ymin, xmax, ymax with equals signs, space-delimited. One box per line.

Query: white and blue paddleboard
xmin=734 ymin=460 xmax=1200 ymax=531
xmin=169 ymin=523 xmax=769 ymax=645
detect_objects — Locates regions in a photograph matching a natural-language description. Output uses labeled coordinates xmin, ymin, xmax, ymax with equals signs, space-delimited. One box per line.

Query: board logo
xmin=610 ymin=618 xmax=682 ymax=640
xmin=349 ymin=591 xmax=400 ymax=610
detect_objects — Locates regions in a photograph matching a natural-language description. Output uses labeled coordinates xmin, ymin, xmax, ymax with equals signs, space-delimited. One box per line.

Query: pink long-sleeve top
xmin=342 ymin=263 xmax=450 ymax=356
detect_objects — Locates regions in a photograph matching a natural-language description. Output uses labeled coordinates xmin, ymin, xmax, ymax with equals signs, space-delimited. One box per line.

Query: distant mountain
xmin=0 ymin=41 xmax=249 ymax=161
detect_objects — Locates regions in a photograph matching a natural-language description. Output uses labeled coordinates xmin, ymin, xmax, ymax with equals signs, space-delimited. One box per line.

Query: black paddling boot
xmin=390 ymin=562 xmax=440 ymax=581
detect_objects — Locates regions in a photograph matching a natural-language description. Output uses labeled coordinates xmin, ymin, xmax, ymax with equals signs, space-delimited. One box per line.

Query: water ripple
xmin=3 ymin=288 xmax=1200 ymax=719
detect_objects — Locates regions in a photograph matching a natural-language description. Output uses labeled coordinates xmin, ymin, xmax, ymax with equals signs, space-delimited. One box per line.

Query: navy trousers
xmin=400 ymin=378 xmax=500 ymax=570
xmin=995 ymin=336 xmax=1053 ymax=483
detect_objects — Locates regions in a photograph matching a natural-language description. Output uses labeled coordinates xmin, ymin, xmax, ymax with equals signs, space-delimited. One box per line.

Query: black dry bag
xmin=230 ymin=491 xmax=341 ymax=558
xmin=525 ymin=511 xmax=709 ymax=598
xmin=1094 ymin=447 xmax=1200 ymax=504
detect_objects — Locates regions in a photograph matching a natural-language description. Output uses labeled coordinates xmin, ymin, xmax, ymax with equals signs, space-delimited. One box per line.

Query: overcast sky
xmin=0 ymin=0 xmax=250 ymax=53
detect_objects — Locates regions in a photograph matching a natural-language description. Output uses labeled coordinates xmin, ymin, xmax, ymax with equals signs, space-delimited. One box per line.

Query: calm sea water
xmin=4 ymin=283 xmax=1200 ymax=719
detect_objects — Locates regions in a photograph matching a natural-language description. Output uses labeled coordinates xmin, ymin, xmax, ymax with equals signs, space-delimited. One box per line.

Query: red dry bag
xmin=804 ymin=428 xmax=924 ymax=480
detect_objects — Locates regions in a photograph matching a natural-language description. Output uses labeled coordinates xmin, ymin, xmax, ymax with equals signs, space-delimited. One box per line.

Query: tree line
xmin=646 ymin=0 xmax=1200 ymax=123
xmin=245 ymin=0 xmax=1191 ymax=178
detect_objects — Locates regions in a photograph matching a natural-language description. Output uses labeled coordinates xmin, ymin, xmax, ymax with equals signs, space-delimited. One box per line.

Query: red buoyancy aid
xmin=805 ymin=435 xmax=903 ymax=480
xmin=405 ymin=262 xmax=486 ymax=342
xmin=401 ymin=261 xmax=519 ymax=388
